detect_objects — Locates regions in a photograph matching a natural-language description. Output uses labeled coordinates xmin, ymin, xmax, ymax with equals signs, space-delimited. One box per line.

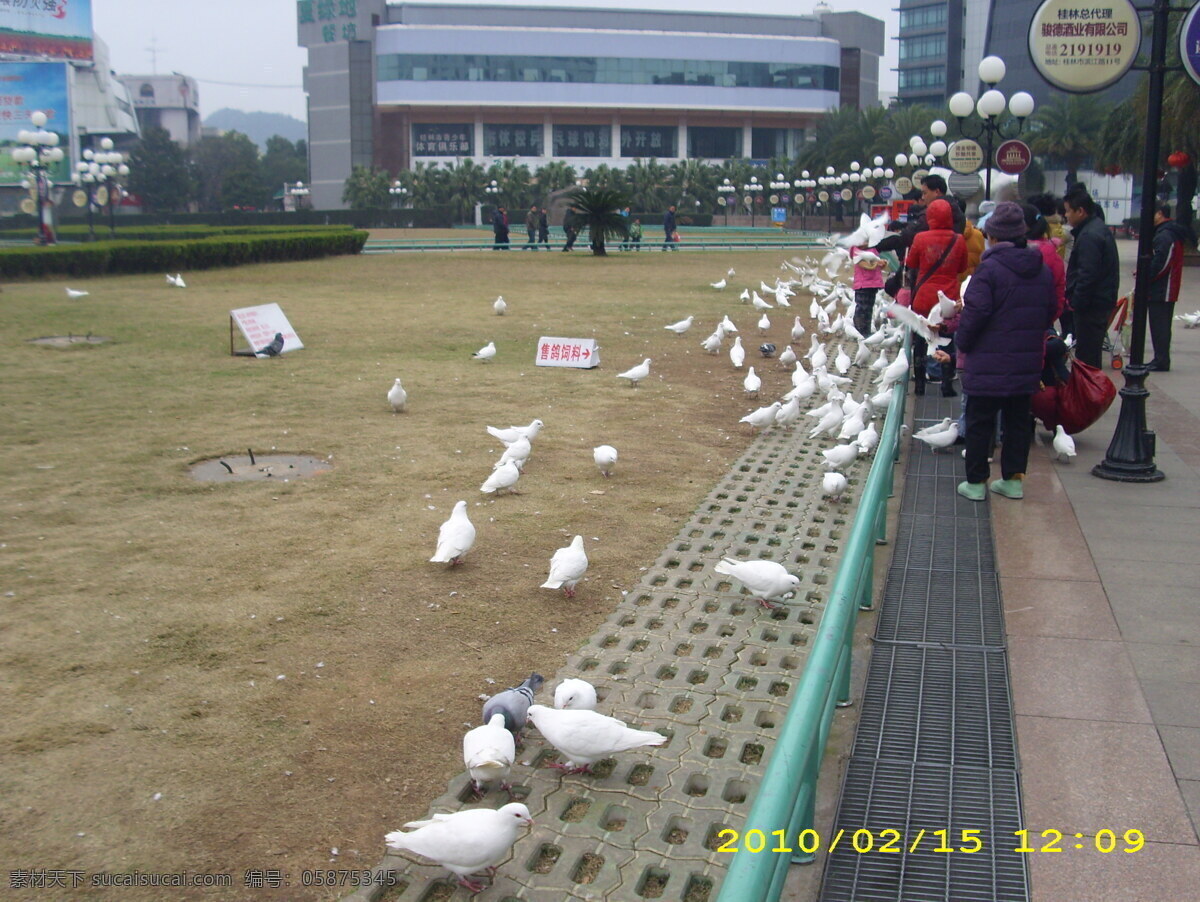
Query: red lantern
xmin=1167 ymin=151 xmax=1192 ymax=169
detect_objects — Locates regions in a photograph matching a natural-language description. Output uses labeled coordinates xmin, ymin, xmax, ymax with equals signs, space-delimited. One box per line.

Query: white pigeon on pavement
xmin=487 ymin=419 xmax=543 ymax=446
xmin=493 ymin=295 xmax=507 ymax=315
xmin=1174 ymin=310 xmax=1200 ymax=327
xmin=387 ymin=378 xmax=408 ymax=413
xmin=385 ymin=803 xmax=533 ymax=894
xmin=714 ymin=558 xmax=800 ymax=608
xmin=462 ymin=713 xmax=515 ymax=796
xmin=913 ymin=421 xmax=960 ymax=451
xmin=473 ymin=341 xmax=497 ymax=361
xmin=822 ymin=471 xmax=849 ymax=501
xmin=526 ymin=705 xmax=666 ymax=774
xmin=838 ymin=407 xmax=868 ymax=442
xmin=710 ymin=277 xmax=727 ymax=290
xmin=869 ymin=387 xmax=894 ymax=411
xmin=720 ymin=314 xmax=739 ymax=333
xmin=429 ymin=500 xmax=476 ymax=566
xmin=541 ymin=535 xmax=588 ymax=598
xmin=65 ymin=287 xmax=89 ymax=298
xmin=822 ymin=442 xmax=861 ymax=470
xmin=914 ymin=417 xmax=952 ymax=438
xmin=554 ymin=678 xmax=598 ymax=711
xmin=856 ymin=422 xmax=879 ymax=454
xmin=664 ymin=315 xmax=695 ymax=335
xmin=593 ymin=444 xmax=618 ymax=477
xmin=616 ymin=358 xmax=652 ymax=387
xmin=728 ymin=267 xmax=736 ymax=276
xmin=739 ymin=402 xmax=781 ymax=431
xmin=834 ymin=344 xmax=851 ymax=374
xmin=729 ymin=335 xmax=746 ymax=369
xmin=774 ymin=396 xmax=802 ymax=428
xmin=481 ymin=459 xmax=521 ymax=494
xmin=808 ymin=402 xmax=845 ymax=439
xmin=743 ymin=366 xmax=761 ymax=397
xmin=810 ymin=343 xmax=828 ymax=371
xmin=877 ymin=349 xmax=910 ymax=388
xmin=1052 ymin=425 xmax=1077 ymax=461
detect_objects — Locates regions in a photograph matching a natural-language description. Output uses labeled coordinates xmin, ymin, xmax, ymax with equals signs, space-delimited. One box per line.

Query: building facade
xmin=116 ymin=73 xmax=202 ymax=147
xmin=297 ymin=1 xmax=885 ymax=210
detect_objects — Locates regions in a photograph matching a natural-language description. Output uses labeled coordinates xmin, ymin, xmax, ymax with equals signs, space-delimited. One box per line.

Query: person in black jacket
xmin=537 ymin=207 xmax=550 ymax=248
xmin=1147 ymin=205 xmax=1192 ymax=371
xmin=1063 ymin=188 xmax=1119 ymax=368
xmin=662 ymin=205 xmax=677 ymax=251
xmin=492 ymin=206 xmax=510 ymax=249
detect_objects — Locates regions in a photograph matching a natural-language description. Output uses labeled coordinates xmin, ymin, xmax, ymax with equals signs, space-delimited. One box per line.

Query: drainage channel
xmin=347 ymin=368 xmax=879 ymax=902
xmin=818 ymin=394 xmax=1029 ymax=902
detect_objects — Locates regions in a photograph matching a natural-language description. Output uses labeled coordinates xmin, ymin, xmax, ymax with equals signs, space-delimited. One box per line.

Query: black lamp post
xmin=717 ymin=178 xmax=735 ymax=226
xmin=91 ymin=137 xmax=129 ymax=239
xmin=742 ymin=176 xmax=763 ymax=227
xmin=948 ymin=56 xmax=1035 ymax=201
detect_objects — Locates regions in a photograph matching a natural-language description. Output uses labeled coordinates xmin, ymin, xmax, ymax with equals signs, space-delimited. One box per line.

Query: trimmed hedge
xmin=31 ymin=206 xmax=458 ymax=229
xmin=0 ymin=229 xmax=368 ymax=279
xmin=0 ymin=224 xmax=355 ymax=242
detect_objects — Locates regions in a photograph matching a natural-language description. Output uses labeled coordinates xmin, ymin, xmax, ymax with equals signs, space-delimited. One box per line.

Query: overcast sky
xmin=93 ymin=0 xmax=899 ymax=122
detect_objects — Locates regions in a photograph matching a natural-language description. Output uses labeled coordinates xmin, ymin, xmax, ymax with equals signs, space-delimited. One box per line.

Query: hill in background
xmin=204 ymin=108 xmax=306 ymax=150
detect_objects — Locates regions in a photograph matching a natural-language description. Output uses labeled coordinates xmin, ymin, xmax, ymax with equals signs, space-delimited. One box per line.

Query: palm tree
xmin=566 ymin=186 xmax=630 ymax=255
xmin=536 ymin=160 xmax=578 ymax=197
xmin=408 ymin=161 xmax=447 ymax=209
xmin=583 ymin=163 xmax=626 ymax=193
xmin=624 ymin=158 xmax=670 ymax=213
xmin=487 ymin=159 xmax=533 ymax=210
xmin=442 ymin=158 xmax=488 ymax=224
xmin=1027 ymin=94 xmax=1107 ymax=191
xmin=670 ymin=159 xmax=715 ymax=212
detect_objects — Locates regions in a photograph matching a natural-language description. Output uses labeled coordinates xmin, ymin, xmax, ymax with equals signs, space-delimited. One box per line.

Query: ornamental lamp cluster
xmin=72 ymin=136 xmax=131 ymax=239
xmin=10 ymin=110 xmax=66 ymax=244
xmin=947 ymin=56 xmax=1035 ymax=199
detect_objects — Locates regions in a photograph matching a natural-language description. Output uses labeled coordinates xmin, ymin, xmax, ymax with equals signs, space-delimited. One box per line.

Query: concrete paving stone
xmin=1126 ymin=642 xmax=1200 ymax=684
xmin=1098 ymin=577 xmax=1200 ymax=645
xmin=732 ymin=643 xmax=809 ymax=678
xmin=1158 ymin=726 xmax=1200 ymax=782
xmin=1181 ymin=780 xmax=1200 ymax=840
xmin=1139 ymin=679 xmax=1200 ymax=728
xmin=1000 ymin=575 xmax=1119 ymax=641
xmin=1009 ymin=636 xmax=1153 ymax=723
xmin=642 ymin=799 xmax=732 ymax=864
xmin=1027 ymin=838 xmax=1200 ymax=902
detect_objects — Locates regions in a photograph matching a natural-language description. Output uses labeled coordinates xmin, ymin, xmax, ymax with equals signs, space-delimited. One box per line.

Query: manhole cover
xmin=189 ymin=453 xmax=333 ymax=482
xmin=28 ymin=334 xmax=112 ymax=348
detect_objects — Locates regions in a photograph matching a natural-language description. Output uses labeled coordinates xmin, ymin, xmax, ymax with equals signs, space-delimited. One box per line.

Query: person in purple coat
xmin=954 ymin=201 xmax=1058 ymax=502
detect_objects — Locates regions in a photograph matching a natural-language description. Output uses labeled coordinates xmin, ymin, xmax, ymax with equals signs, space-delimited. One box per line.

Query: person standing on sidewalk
xmin=1147 ymin=204 xmax=1191 ymax=371
xmin=537 ymin=207 xmax=550 ymax=248
xmin=1063 ymin=187 xmax=1118 ymax=367
xmin=524 ymin=204 xmax=539 ymax=249
xmin=492 ymin=206 xmax=510 ymax=249
xmin=954 ymin=202 xmax=1058 ymax=503
xmin=662 ymin=205 xmax=677 ymax=251
xmin=903 ymin=198 xmax=967 ymax=396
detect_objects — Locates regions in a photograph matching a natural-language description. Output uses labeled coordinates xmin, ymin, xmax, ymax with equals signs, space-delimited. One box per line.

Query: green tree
xmin=486 ymin=158 xmax=533 ymax=210
xmin=406 ymin=162 xmax=447 ymax=208
xmin=536 ymin=160 xmax=577 ymax=196
xmin=670 ymin=159 xmax=714 ymax=213
xmin=341 ymin=165 xmax=392 ymax=209
xmin=582 ymin=163 xmax=625 ymax=193
xmin=126 ymin=126 xmax=192 ymax=212
xmin=260 ymin=135 xmax=308 ymax=200
xmin=566 ymin=186 xmax=630 ymax=255
xmin=190 ymin=131 xmax=261 ymax=212
xmin=1027 ymin=94 xmax=1107 ymax=191
xmin=442 ymin=157 xmax=487 ymax=224
xmin=624 ymin=158 xmax=670 ymax=213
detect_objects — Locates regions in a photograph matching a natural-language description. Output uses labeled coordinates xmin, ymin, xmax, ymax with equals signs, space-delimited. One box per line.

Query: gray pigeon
xmin=256 ymin=332 xmax=284 ymax=357
xmin=482 ymin=673 xmax=544 ymax=737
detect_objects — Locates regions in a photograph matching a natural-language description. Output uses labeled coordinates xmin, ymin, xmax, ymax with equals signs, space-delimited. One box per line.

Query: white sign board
xmin=947 ymin=139 xmax=984 ymax=174
xmin=1029 ymin=0 xmax=1141 ymax=93
xmin=535 ymin=337 xmax=600 ymax=368
xmin=231 ymin=303 xmax=303 ymax=356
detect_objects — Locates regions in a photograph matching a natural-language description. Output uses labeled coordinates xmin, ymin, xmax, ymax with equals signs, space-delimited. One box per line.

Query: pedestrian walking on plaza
xmin=537 ymin=207 xmax=550 ymax=248
xmin=562 ymin=209 xmax=579 ymax=251
xmin=1146 ymin=204 xmax=1191 ymax=371
xmin=525 ymin=204 xmax=538 ymax=249
xmin=903 ymin=198 xmax=967 ymax=396
xmin=954 ymin=202 xmax=1058 ymax=503
xmin=662 ymin=205 xmax=677 ymax=251
xmin=1063 ymin=187 xmax=1119 ymax=367
xmin=492 ymin=206 xmax=510 ymax=249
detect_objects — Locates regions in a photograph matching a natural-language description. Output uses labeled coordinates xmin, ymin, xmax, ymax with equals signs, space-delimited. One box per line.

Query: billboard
xmin=0 ymin=0 xmax=93 ymax=61
xmin=0 ymin=61 xmax=72 ymax=185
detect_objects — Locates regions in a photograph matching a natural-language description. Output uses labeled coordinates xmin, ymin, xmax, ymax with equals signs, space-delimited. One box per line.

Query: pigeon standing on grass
xmin=493 ymin=296 xmax=507 ymax=315
xmin=166 ymin=273 xmax=186 ymax=288
xmin=256 ymin=332 xmax=284 ymax=358
xmin=65 ymin=287 xmax=89 ymax=298
xmin=554 ymin=678 xmax=598 ymax=711
xmin=483 ymin=673 xmax=545 ymax=738
xmin=593 ymin=445 xmax=618 ymax=477
xmin=713 ymin=558 xmax=800 ymax=608
xmin=387 ymin=378 xmax=408 ymax=413
xmin=616 ymin=358 xmax=652 ymax=387
xmin=384 ymin=803 xmax=533 ymax=894
xmin=743 ymin=366 xmax=761 ymax=397
xmin=480 ymin=459 xmax=521 ymax=494
xmin=462 ymin=713 xmax=515 ymax=797
xmin=487 ymin=419 xmax=543 ymax=446
xmin=664 ymin=316 xmax=695 ymax=336
xmin=710 ymin=277 xmax=727 ymax=290
xmin=473 ymin=341 xmax=497 ymax=361
xmin=729 ymin=336 xmax=746 ymax=369
xmin=541 ymin=535 xmax=588 ymax=598
xmin=526 ymin=705 xmax=666 ymax=774
xmin=429 ymin=500 xmax=476 ymax=566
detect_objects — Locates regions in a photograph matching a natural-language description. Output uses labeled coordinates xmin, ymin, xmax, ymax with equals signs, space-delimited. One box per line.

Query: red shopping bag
xmin=1031 ymin=358 xmax=1116 ymax=435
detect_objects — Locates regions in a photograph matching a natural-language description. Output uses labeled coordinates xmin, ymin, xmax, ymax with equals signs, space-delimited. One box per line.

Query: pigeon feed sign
xmin=230 ymin=304 xmax=303 ymax=357
xmin=536 ymin=337 xmax=600 ymax=369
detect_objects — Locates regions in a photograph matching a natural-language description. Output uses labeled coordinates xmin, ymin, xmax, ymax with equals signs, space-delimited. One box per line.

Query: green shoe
xmin=989 ymin=478 xmax=1024 ymax=500
xmin=957 ymin=481 xmax=986 ymax=502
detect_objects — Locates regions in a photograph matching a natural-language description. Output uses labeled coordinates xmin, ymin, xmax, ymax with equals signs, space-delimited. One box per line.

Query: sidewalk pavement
xmin=1001 ymin=239 xmax=1200 ymax=899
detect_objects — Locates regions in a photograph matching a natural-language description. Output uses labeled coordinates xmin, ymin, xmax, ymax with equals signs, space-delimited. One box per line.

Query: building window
xmin=898 ymin=4 xmax=948 ymax=30
xmin=620 ymin=125 xmax=676 ymax=158
xmin=898 ymin=35 xmax=946 ymax=61
xmin=139 ymin=83 xmax=155 ymax=100
xmin=552 ymin=125 xmax=611 ymax=157
xmin=377 ymin=53 xmax=838 ymax=91
xmin=897 ymin=66 xmax=946 ymax=91
xmin=688 ymin=126 xmax=741 ymax=159
xmin=411 ymin=124 xmax=473 ymax=156
xmin=484 ymin=124 xmax=543 ymax=156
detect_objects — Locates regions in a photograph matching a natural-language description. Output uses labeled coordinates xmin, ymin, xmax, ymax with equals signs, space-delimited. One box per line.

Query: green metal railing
xmin=715 ymin=362 xmax=909 ymax=902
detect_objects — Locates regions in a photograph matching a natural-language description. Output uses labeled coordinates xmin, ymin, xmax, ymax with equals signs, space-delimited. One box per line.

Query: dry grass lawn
xmin=0 ymin=242 xmax=824 ymax=899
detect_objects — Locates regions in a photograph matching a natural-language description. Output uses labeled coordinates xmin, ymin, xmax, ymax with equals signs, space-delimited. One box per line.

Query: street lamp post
xmin=388 ymin=180 xmax=407 ymax=208
xmin=948 ymin=56 xmax=1035 ymax=201
xmin=91 ymin=137 xmax=130 ymax=238
xmin=770 ymin=172 xmax=791 ymax=227
xmin=73 ymin=154 xmax=99 ymax=241
xmin=716 ymin=177 xmax=736 ymax=226
xmin=10 ymin=110 xmax=64 ymax=245
xmin=285 ymin=181 xmax=310 ymax=211
xmin=742 ymin=176 xmax=763 ymax=227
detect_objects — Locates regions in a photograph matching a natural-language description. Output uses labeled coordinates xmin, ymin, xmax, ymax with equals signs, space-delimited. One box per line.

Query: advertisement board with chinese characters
xmin=483 ymin=124 xmax=542 ymax=156
xmin=535 ymin=337 xmax=600 ymax=369
xmin=0 ymin=0 xmax=92 ymax=61
xmin=552 ymin=125 xmax=611 ymax=157
xmin=1028 ymin=0 xmax=1141 ymax=92
xmin=297 ymin=0 xmax=369 ymax=45
xmin=0 ymin=61 xmax=71 ymax=185
xmin=412 ymin=124 xmax=473 ymax=156
xmin=230 ymin=304 xmax=303 ymax=357
xmin=620 ymin=125 xmax=676 ymax=158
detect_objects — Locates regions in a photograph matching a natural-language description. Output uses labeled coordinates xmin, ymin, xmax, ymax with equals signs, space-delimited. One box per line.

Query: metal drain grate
xmin=819 ymin=758 xmax=1028 ymax=902
xmin=851 ymin=645 xmax=1017 ymax=769
xmin=876 ymin=567 xmax=1004 ymax=647
xmin=890 ymin=514 xmax=997 ymax=573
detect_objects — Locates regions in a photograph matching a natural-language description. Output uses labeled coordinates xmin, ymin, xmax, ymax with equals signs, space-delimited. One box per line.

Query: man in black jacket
xmin=1063 ymin=187 xmax=1119 ymax=368
xmin=1147 ymin=204 xmax=1192 ymax=371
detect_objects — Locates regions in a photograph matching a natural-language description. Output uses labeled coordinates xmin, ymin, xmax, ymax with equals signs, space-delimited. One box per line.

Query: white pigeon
xmin=843 ymin=318 xmax=865 ymax=342
xmin=857 ymin=422 xmax=879 ymax=454
xmin=727 ymin=267 xmax=736 ymax=276
xmin=616 ymin=358 xmax=652 ymax=387
xmin=710 ymin=278 xmax=727 ymax=290
xmin=166 ymin=273 xmax=186 ymax=288
xmin=713 ymin=558 xmax=800 ymax=608
xmin=853 ymin=341 xmax=872 ymax=366
xmin=834 ymin=344 xmax=851 ymax=375
xmin=883 ymin=301 xmax=937 ymax=343
xmin=791 ymin=316 xmax=806 ymax=342
xmin=760 ymin=280 xmax=775 ymax=294
xmin=810 ymin=344 xmax=828 ymax=371
xmin=481 ymin=459 xmax=521 ymax=494
xmin=720 ymin=314 xmax=739 ymax=333
xmin=729 ymin=336 xmax=745 ymax=369
xmin=541 ymin=535 xmax=588 ymax=598
xmin=757 ymin=312 xmax=772 ymax=334
xmin=751 ymin=291 xmax=774 ymax=311
xmin=487 ymin=419 xmax=544 ymax=446
xmin=554 ymin=678 xmax=598 ymax=711
xmin=429 ymin=500 xmax=476 ymax=565
xmin=808 ymin=402 xmax=845 ymax=439
xmin=869 ymin=387 xmax=894 ymax=412
xmin=700 ymin=331 xmax=723 ymax=355
xmin=836 ymin=211 xmax=891 ymax=250
xmin=496 ymin=435 xmax=532 ymax=470
xmin=877 ymin=349 xmax=910 ymax=388
xmin=915 ymin=417 xmax=953 ymax=438
xmin=493 ymin=295 xmax=507 ymax=315
xmin=473 ymin=341 xmax=497 ymax=361
xmin=1174 ymin=310 xmax=1200 ymax=327
xmin=664 ymin=315 xmax=695 ymax=335
xmin=739 ymin=288 xmax=750 ymax=302
xmin=838 ymin=408 xmax=868 ymax=442
xmin=739 ymin=402 xmax=781 ymax=431
xmin=387 ymin=378 xmax=408 ymax=413
xmin=869 ymin=349 xmax=891 ymax=373
xmin=525 ymin=705 xmax=666 ymax=773
xmin=822 ymin=442 xmax=861 ymax=470
xmin=742 ymin=366 xmax=762 ymax=397
xmin=774 ymin=396 xmax=802 ymax=428
xmin=773 ymin=285 xmax=793 ymax=307
xmin=65 ymin=287 xmax=89 ymax=298
xmin=593 ymin=444 xmax=618 ymax=477
xmin=913 ymin=421 xmax=960 ymax=451
xmin=778 ymin=345 xmax=798 ymax=367
xmin=822 ymin=471 xmax=849 ymax=501
xmin=462 ymin=713 xmax=515 ymax=796
xmin=385 ymin=803 xmax=533 ymax=894
xmin=1053 ymin=425 xmax=1077 ymax=462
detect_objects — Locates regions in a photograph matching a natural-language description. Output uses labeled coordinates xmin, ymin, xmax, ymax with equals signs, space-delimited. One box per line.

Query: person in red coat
xmin=904 ymin=198 xmax=967 ymax=395
xmin=1147 ymin=204 xmax=1191 ymax=372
